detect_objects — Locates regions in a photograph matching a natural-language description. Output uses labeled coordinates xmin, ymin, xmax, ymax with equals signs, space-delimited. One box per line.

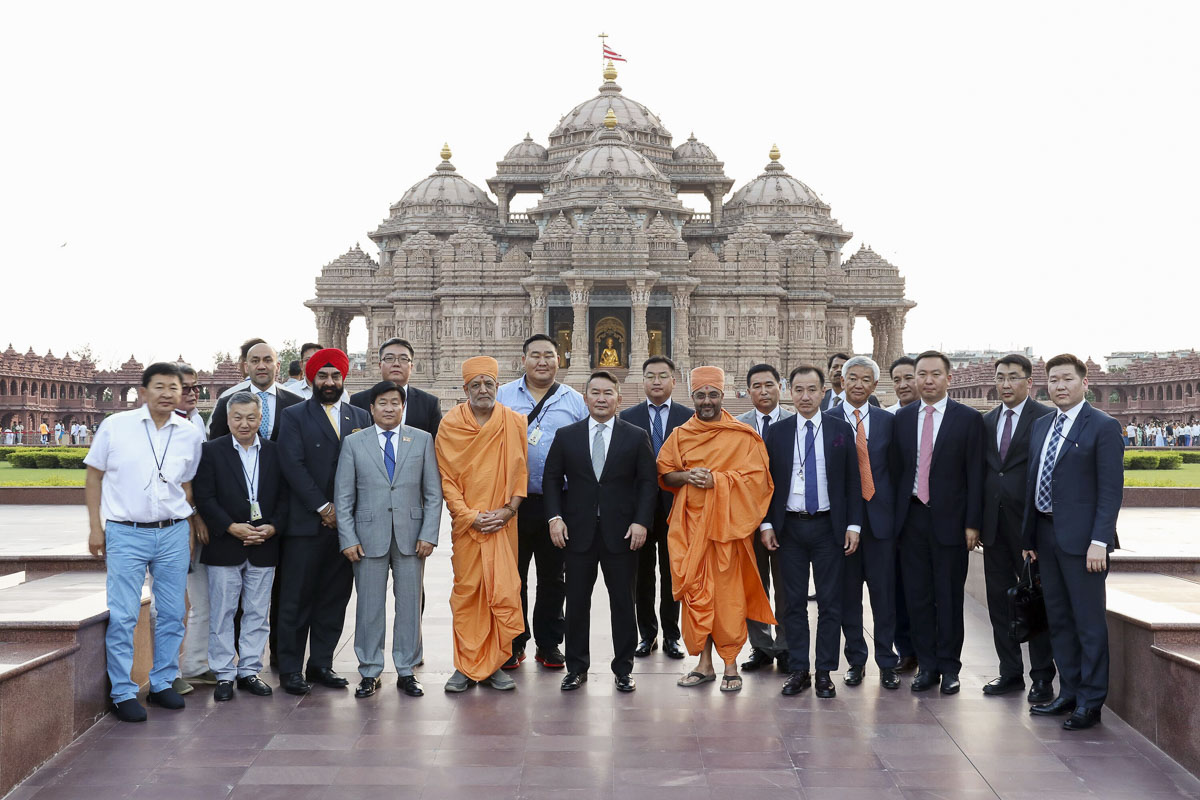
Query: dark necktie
xmin=650 ymin=405 xmax=665 ymax=454
xmin=760 ymin=414 xmax=771 ymax=439
xmin=999 ymin=408 xmax=1015 ymax=462
xmin=804 ymin=420 xmax=818 ymax=513
xmin=383 ymin=430 xmax=396 ymax=482
xmin=1035 ymin=414 xmax=1067 ymax=513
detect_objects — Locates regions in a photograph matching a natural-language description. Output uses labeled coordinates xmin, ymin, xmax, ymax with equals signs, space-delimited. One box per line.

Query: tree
xmin=211 ymin=351 xmax=233 ymax=368
xmin=71 ymin=344 xmax=95 ymax=364
xmin=277 ymin=339 xmax=300 ymax=378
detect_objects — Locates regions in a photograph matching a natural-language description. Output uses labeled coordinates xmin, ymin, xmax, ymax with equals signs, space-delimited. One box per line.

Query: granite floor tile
xmin=420 ymin=784 xmax=519 ymax=800
xmin=318 ymin=788 xmax=420 ymax=800
xmin=227 ymin=786 xmax=324 ymax=800
xmin=128 ymin=786 xmax=235 ymax=800
xmin=519 ymin=765 xmax=612 ymax=788
xmin=897 ymin=789 xmax=999 ymax=800
xmin=515 ymin=789 xmax=613 ymax=800
xmin=789 ymin=750 xmax=883 ymax=769
xmin=801 ymin=788 xmax=904 ymax=800
xmin=614 ymin=767 xmax=707 ymax=787
xmin=28 ymin=787 xmax=136 ymax=800
xmin=798 ymin=768 xmax=899 ymax=788
xmin=890 ymin=770 xmax=995 ymax=790
xmin=48 ymin=767 xmax=152 ymax=787
xmin=704 ymin=769 xmax=801 ymax=788
xmin=422 ymin=766 xmax=523 ymax=785
xmin=700 ymin=750 xmax=796 ymax=770
xmin=237 ymin=765 xmax=341 ymax=785
xmin=331 ymin=765 xmax=429 ymax=785
xmin=702 ymin=788 xmax=805 ymax=800
xmin=611 ymin=750 xmax=705 ymax=769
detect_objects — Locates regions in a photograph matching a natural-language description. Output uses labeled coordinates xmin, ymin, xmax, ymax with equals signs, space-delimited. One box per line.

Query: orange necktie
xmin=854 ymin=409 xmax=876 ymax=501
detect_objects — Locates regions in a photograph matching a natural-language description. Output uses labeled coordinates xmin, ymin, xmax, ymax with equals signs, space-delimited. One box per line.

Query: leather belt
xmin=1036 ymin=510 xmax=1054 ymax=520
xmin=786 ymin=510 xmax=829 ymax=520
xmin=110 ymin=519 xmax=186 ymax=529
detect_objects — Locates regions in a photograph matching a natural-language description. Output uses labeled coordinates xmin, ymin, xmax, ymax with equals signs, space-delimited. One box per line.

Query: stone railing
xmin=686 ymin=213 xmax=712 ymax=224
xmin=506 ymin=213 xmax=532 ymax=224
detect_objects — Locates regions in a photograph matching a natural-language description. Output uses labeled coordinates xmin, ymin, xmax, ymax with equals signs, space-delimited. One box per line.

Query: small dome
xmin=561 ymin=140 xmax=667 ymax=181
xmin=503 ymin=133 xmax=548 ymax=162
xmin=727 ymin=146 xmax=821 ymax=207
xmin=398 ymin=147 xmax=496 ymax=210
xmin=673 ymin=133 xmax=717 ymax=162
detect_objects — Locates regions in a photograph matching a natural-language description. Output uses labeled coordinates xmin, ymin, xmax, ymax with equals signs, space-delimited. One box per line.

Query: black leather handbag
xmin=1008 ymin=556 xmax=1049 ymax=642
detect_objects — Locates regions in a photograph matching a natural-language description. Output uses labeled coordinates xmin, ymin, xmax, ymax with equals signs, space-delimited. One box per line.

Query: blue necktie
xmin=804 ymin=420 xmax=818 ymax=514
xmin=1035 ymin=414 xmax=1066 ymax=513
xmin=760 ymin=414 xmax=772 ymax=439
xmin=650 ymin=405 xmax=665 ymax=455
xmin=383 ymin=430 xmax=396 ymax=482
xmin=258 ymin=391 xmax=271 ymax=440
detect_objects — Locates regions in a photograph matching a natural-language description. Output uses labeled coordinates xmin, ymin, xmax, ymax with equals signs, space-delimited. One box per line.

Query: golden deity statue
xmin=598 ymin=336 xmax=621 ymax=367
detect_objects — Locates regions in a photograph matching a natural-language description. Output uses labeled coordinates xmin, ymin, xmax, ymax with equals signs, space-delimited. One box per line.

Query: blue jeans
xmin=105 ymin=520 xmax=190 ymax=702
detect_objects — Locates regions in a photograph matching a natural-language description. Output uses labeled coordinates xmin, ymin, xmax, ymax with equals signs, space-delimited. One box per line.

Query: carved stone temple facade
xmin=306 ymin=61 xmax=914 ymax=396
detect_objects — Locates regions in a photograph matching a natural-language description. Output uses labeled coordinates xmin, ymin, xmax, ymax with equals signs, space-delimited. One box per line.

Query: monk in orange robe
xmin=657 ymin=365 xmax=775 ymax=692
xmin=435 ymin=356 xmax=528 ymax=692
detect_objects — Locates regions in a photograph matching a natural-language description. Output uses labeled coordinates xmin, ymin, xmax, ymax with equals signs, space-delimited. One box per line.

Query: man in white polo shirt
xmin=85 ymin=362 xmax=206 ymax=722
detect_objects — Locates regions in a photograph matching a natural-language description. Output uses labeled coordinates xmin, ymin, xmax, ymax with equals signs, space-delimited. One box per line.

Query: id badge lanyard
xmin=240 ymin=446 xmax=262 ymax=521
xmin=143 ymin=422 xmax=175 ymax=499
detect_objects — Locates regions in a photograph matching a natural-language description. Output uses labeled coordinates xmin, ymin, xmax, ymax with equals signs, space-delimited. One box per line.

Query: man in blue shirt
xmin=495 ymin=334 xmax=588 ymax=669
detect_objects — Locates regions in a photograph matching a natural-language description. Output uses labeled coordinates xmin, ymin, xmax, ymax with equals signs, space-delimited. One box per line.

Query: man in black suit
xmin=544 ymin=370 xmax=657 ymax=693
xmin=836 ymin=356 xmax=902 ymax=690
xmin=193 ymin=392 xmax=286 ymax=702
xmin=981 ymin=354 xmax=1056 ymax=702
xmin=349 ymin=338 xmax=442 ymax=438
xmin=619 ymin=355 xmax=693 ymax=660
xmin=208 ymin=342 xmax=303 ymax=440
xmin=891 ymin=350 xmax=985 ymax=695
xmin=1023 ymin=354 xmax=1124 ymax=731
xmin=276 ymin=348 xmax=370 ymax=696
xmin=762 ymin=365 xmax=861 ymax=699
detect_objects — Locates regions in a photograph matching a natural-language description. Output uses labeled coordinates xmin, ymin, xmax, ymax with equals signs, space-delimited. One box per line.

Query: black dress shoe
xmin=911 ymin=670 xmax=941 ymax=692
xmin=634 ymin=639 xmax=657 ymax=657
xmin=397 ymin=675 xmax=424 ymax=697
xmin=776 ymin=653 xmax=790 ymax=673
xmin=815 ymin=670 xmax=836 ymax=698
xmin=355 ymin=677 xmax=381 ymax=699
xmin=1063 ymin=706 xmax=1102 ymax=730
xmin=982 ymin=675 xmax=1025 ymax=696
xmin=281 ymin=672 xmax=311 ymax=695
xmin=741 ymin=648 xmax=775 ymax=671
xmin=237 ymin=675 xmax=273 ymax=696
xmin=305 ymin=666 xmax=349 ymax=688
xmin=940 ymin=673 xmax=961 ymax=694
xmin=1030 ymin=695 xmax=1076 ymax=716
xmin=663 ymin=639 xmax=685 ymax=659
xmin=147 ymin=686 xmax=186 ymax=709
xmin=1027 ymin=679 xmax=1054 ymax=704
xmin=879 ymin=668 xmax=900 ymax=690
xmin=781 ymin=671 xmax=811 ymax=696
xmin=535 ymin=647 xmax=566 ymax=669
xmin=614 ymin=674 xmax=636 ymax=693
xmin=502 ymin=650 xmax=525 ymax=670
xmin=113 ymin=698 xmax=147 ymax=722
xmin=560 ymin=672 xmax=587 ymax=691
xmin=214 ymin=680 xmax=235 ymax=702
xmin=844 ymin=664 xmax=865 ymax=685
xmin=895 ymin=655 xmax=919 ymax=674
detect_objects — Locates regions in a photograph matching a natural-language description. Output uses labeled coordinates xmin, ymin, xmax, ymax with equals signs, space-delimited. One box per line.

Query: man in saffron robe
xmin=657 ymin=365 xmax=775 ymax=692
xmin=435 ymin=356 xmax=528 ymax=692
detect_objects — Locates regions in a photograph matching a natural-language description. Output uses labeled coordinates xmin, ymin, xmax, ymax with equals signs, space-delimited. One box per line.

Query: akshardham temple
xmin=306 ymin=61 xmax=915 ymax=395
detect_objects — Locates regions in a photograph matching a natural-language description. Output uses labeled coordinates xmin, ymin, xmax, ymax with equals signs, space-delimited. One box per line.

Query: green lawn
xmin=0 ymin=462 xmax=86 ymax=487
xmin=1124 ymin=462 xmax=1200 ymax=487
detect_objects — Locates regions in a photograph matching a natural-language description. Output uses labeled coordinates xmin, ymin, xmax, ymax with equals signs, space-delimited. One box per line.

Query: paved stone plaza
xmin=4 ymin=507 xmax=1200 ymax=800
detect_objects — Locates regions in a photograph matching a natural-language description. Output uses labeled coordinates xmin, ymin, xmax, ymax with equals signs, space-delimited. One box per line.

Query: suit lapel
xmin=598 ymin=420 xmax=620 ymax=482
xmin=307 ymin=399 xmax=339 ymax=445
xmin=391 ymin=426 xmax=416 ymax=483
xmin=931 ymin=402 xmax=951 ymax=470
xmin=1005 ymin=404 xmax=1037 ymax=467
xmin=1053 ymin=404 xmax=1091 ymax=473
xmin=339 ymin=407 xmax=356 ymax=441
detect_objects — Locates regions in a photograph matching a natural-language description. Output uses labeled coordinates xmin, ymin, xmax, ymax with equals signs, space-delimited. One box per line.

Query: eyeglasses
xmin=381 ymin=355 xmax=413 ymax=365
xmin=181 ymin=385 xmax=200 ymax=394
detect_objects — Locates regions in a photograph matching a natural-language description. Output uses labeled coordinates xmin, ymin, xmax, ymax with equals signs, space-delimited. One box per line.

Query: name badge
xmin=249 ymin=501 xmax=262 ymax=522
xmin=528 ymin=428 xmax=543 ymax=446
xmin=402 ymin=436 xmax=412 ymax=443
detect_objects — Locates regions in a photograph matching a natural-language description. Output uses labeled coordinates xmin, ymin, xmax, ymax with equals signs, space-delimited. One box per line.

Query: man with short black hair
xmin=887 ymin=357 xmax=919 ymax=413
xmin=349 ymin=338 xmax=442 ymax=437
xmin=85 ymin=362 xmax=206 ymax=722
xmin=620 ymin=355 xmax=693 ymax=659
xmin=495 ymin=334 xmax=588 ymax=670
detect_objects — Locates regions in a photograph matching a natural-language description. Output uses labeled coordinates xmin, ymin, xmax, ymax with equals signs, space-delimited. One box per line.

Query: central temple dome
xmin=548 ymin=62 xmax=672 ymax=150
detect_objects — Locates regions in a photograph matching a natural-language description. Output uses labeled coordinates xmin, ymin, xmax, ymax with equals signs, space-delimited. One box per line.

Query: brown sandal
xmin=719 ymin=674 xmax=743 ymax=692
xmin=677 ymin=671 xmax=717 ymax=687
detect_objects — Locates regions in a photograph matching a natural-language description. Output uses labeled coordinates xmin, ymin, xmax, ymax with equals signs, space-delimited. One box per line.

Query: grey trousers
xmin=747 ymin=533 xmax=788 ymax=655
xmin=353 ymin=539 xmax=424 ymax=678
xmin=207 ymin=562 xmax=275 ymax=680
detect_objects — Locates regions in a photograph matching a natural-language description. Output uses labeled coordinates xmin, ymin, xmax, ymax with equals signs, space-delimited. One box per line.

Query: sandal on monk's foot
xmin=720 ymin=674 xmax=743 ymax=692
xmin=677 ymin=671 xmax=717 ymax=687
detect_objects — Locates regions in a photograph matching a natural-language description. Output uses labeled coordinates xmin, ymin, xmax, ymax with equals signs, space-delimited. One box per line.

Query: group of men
xmin=84 ymin=334 xmax=1122 ymax=734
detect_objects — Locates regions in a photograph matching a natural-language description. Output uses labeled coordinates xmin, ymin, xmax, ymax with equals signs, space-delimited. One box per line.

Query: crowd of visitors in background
xmin=0 ymin=420 xmax=95 ymax=446
xmin=1125 ymin=418 xmax=1199 ymax=447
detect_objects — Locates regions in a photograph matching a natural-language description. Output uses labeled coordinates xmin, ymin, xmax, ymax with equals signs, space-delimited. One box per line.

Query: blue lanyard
xmin=143 ymin=420 xmax=174 ymax=483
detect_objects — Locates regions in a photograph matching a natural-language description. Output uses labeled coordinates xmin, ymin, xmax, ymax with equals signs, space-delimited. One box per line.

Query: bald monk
xmin=657 ymin=366 xmax=775 ymax=692
xmin=435 ymin=356 xmax=528 ymax=692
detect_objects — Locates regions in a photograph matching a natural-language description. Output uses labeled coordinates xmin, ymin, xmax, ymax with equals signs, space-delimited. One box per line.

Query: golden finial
xmin=603 ymin=59 xmax=618 ymax=81
xmin=440 ymin=142 xmax=452 ymax=161
xmin=769 ymin=144 xmax=781 ymax=161
xmin=603 ymin=107 xmax=618 ymax=129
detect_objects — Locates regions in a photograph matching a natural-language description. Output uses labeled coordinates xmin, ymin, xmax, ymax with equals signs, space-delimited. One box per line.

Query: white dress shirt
xmin=589 ymin=416 xmax=614 ymax=462
xmin=995 ymin=396 xmax=1029 ymax=450
xmin=176 ymin=408 xmax=208 ymax=442
xmin=376 ymin=423 xmax=404 ymax=471
xmin=842 ymin=401 xmax=871 ymax=438
xmin=755 ymin=404 xmax=783 ymax=437
xmin=824 ymin=390 xmax=846 ymax=411
xmin=760 ymin=413 xmax=859 ymax=533
xmin=232 ymin=434 xmax=262 ymax=500
xmin=912 ymin=395 xmax=949 ymax=496
xmin=84 ymin=404 xmax=204 ymax=523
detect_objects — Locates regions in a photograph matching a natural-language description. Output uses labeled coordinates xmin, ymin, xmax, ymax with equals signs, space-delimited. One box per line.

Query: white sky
xmin=2 ymin=1 xmax=1196 ymax=370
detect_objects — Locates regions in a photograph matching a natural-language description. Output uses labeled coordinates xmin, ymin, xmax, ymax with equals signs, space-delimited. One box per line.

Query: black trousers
xmin=893 ymin=548 xmax=915 ymax=658
xmin=983 ymin=518 xmax=1056 ymax=681
xmin=778 ymin=513 xmax=843 ymax=672
xmin=515 ymin=494 xmax=565 ymax=652
xmin=275 ymin=532 xmax=354 ymax=674
xmin=1035 ymin=514 xmax=1109 ymax=709
xmin=899 ymin=499 xmax=968 ymax=675
xmin=564 ymin=531 xmax=638 ymax=676
xmin=747 ymin=531 xmax=788 ymax=656
xmin=841 ymin=517 xmax=900 ymax=669
xmin=634 ymin=505 xmax=680 ymax=642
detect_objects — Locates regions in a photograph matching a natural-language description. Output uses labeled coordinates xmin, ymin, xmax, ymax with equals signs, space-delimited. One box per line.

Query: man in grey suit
xmin=335 ymin=381 xmax=443 ymax=699
xmin=737 ymin=363 xmax=795 ymax=673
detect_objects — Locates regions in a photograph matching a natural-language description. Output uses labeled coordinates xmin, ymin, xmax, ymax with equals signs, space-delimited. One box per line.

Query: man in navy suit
xmin=1023 ymin=354 xmax=1124 ymax=731
xmin=276 ymin=348 xmax=371 ymax=696
xmin=544 ymin=371 xmax=658 ymax=693
xmin=762 ymin=365 xmax=861 ymax=699
xmin=836 ymin=356 xmax=901 ymax=690
xmin=619 ymin=355 xmax=693 ymax=659
xmin=981 ymin=354 xmax=1056 ymax=702
xmin=891 ymin=350 xmax=985 ymax=695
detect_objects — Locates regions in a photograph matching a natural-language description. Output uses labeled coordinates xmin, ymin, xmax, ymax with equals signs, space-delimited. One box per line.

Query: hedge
xmin=3 ymin=447 xmax=91 ymax=469
xmin=1126 ymin=453 xmax=1160 ymax=470
xmin=1183 ymin=452 xmax=1200 ymax=464
xmin=56 ymin=452 xmax=87 ymax=469
xmin=1157 ymin=452 xmax=1183 ymax=470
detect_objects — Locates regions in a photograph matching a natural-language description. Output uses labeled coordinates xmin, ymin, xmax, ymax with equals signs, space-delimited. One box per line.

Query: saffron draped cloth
xmin=435 ymin=387 xmax=529 ymax=680
xmin=657 ymin=408 xmax=775 ymax=661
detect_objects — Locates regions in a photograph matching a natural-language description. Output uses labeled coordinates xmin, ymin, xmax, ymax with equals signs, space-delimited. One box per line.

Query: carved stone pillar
xmin=497 ymin=184 xmax=510 ymax=221
xmin=626 ymin=280 xmax=652 ymax=382
xmin=709 ymin=189 xmax=723 ymax=225
xmin=568 ymin=280 xmax=592 ymax=375
xmin=888 ymin=308 xmax=907 ymax=366
xmin=314 ymin=308 xmax=336 ymax=349
xmin=671 ymin=288 xmax=693 ymax=376
xmin=869 ymin=313 xmax=888 ymax=367
xmin=528 ymin=286 xmax=547 ymax=338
